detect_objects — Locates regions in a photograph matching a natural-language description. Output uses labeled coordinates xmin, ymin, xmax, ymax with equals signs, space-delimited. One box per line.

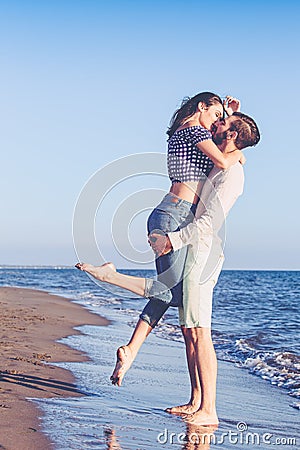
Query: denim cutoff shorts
xmin=139 ymin=192 xmax=196 ymax=327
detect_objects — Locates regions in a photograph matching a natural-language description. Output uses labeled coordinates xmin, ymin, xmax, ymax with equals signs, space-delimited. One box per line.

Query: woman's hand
xmin=148 ymin=233 xmax=173 ymax=256
xmin=223 ymin=96 xmax=241 ymax=116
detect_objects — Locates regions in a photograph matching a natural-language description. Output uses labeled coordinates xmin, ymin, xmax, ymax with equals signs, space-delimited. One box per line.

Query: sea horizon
xmin=1 ymin=265 xmax=299 ymax=272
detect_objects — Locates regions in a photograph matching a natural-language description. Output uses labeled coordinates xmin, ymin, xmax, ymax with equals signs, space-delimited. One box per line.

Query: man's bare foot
xmin=75 ymin=262 xmax=116 ymax=282
xmin=182 ymin=409 xmax=219 ymax=426
xmin=165 ymin=402 xmax=200 ymax=415
xmin=110 ymin=345 xmax=134 ymax=387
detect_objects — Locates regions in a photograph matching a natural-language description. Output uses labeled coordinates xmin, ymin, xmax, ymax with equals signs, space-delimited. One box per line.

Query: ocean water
xmin=0 ymin=267 xmax=299 ymax=448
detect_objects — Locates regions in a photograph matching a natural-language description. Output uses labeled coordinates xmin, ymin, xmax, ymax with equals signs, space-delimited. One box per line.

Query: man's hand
xmin=148 ymin=233 xmax=173 ymax=256
xmin=223 ymin=96 xmax=241 ymax=116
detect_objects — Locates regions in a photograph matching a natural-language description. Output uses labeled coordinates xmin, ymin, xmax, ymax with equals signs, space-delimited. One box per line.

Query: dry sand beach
xmin=0 ymin=287 xmax=108 ymax=450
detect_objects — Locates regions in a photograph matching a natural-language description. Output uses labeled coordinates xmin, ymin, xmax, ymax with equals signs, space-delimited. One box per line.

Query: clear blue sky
xmin=1 ymin=0 xmax=299 ymax=269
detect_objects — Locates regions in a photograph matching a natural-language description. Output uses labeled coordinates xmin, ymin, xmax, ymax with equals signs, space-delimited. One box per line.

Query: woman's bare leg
xmin=76 ymin=262 xmax=146 ymax=297
xmin=110 ymin=319 xmax=153 ymax=386
xmin=76 ymin=262 xmax=154 ymax=386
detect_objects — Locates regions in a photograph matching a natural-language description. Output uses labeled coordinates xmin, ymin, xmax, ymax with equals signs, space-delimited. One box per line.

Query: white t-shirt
xmin=168 ymin=162 xmax=244 ymax=254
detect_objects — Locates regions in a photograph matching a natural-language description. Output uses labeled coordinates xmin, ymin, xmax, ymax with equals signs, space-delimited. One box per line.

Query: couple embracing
xmin=76 ymin=91 xmax=260 ymax=426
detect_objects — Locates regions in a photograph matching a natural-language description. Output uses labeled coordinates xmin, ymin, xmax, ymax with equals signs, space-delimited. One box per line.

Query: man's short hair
xmin=230 ymin=112 xmax=260 ymax=150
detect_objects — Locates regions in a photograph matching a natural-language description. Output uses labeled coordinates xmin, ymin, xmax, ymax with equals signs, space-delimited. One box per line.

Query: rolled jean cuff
xmin=139 ymin=312 xmax=156 ymax=328
xmin=144 ymin=278 xmax=172 ymax=304
xmin=139 ymin=301 xmax=168 ymax=328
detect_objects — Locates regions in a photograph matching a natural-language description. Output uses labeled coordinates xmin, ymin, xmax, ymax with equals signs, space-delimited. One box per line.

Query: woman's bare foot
xmin=165 ymin=402 xmax=200 ymax=415
xmin=110 ymin=345 xmax=134 ymax=387
xmin=182 ymin=408 xmax=219 ymax=426
xmin=75 ymin=262 xmax=116 ymax=282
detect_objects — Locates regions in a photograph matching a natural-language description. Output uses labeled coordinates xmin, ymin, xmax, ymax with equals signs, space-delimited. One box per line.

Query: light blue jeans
xmin=140 ymin=192 xmax=196 ymax=328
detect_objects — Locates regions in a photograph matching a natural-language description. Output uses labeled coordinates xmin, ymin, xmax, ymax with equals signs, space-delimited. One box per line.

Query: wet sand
xmin=0 ymin=287 xmax=108 ymax=450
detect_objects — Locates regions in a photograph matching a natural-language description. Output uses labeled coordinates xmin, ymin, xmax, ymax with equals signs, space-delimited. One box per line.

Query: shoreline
xmin=0 ymin=286 xmax=109 ymax=450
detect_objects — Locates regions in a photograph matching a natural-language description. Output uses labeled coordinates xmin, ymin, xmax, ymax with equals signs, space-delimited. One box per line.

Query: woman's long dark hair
xmin=167 ymin=92 xmax=223 ymax=139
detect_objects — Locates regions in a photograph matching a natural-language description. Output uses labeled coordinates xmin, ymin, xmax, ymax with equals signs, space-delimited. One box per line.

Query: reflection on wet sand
xmin=183 ymin=423 xmax=218 ymax=449
xmin=104 ymin=427 xmax=122 ymax=450
xmin=104 ymin=423 xmax=218 ymax=450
